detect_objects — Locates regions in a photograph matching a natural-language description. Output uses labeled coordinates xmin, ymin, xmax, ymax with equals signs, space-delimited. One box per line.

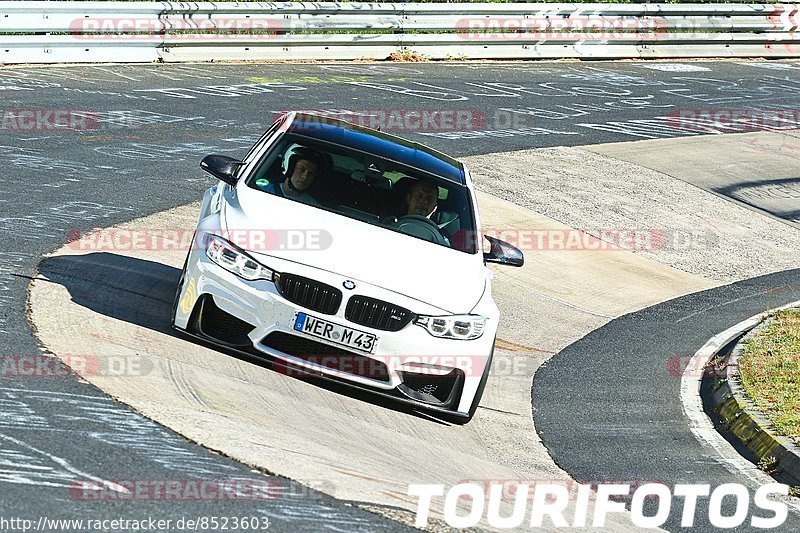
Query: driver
xmin=388 ymin=180 xmax=451 ymax=246
xmin=405 ymin=180 xmax=439 ymax=218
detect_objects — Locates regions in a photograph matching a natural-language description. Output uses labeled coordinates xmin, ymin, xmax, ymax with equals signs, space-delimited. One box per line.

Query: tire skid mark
xmin=164 ymin=358 xmax=212 ymax=412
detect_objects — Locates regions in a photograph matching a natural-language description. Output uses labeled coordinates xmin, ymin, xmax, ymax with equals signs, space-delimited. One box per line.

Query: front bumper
xmin=173 ymin=247 xmax=496 ymax=418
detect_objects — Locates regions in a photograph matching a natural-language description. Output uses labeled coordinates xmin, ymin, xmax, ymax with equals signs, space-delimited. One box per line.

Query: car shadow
xmin=714 ymin=176 xmax=800 ymax=225
xmin=39 ymin=252 xmax=452 ymax=426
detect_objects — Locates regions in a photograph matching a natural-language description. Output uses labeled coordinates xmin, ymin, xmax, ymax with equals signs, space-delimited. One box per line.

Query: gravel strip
xmin=465 ymin=146 xmax=800 ymax=282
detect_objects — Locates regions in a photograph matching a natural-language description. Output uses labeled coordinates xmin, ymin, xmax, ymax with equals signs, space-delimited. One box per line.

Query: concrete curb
xmin=706 ymin=303 xmax=800 ymax=487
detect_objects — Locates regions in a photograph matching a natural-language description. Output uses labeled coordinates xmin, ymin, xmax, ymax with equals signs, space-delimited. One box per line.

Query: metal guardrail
xmin=1 ymin=2 xmax=799 ymax=63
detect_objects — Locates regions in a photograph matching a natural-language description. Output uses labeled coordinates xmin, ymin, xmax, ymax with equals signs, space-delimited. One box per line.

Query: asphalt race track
xmin=4 ymin=60 xmax=800 ymax=530
xmin=533 ymin=269 xmax=800 ymax=532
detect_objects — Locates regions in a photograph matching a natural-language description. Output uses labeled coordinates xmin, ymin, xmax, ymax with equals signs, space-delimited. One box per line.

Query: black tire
xmin=171 ymin=248 xmax=192 ymax=328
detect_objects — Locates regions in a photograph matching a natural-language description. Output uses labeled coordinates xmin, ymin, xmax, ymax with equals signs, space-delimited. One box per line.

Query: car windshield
xmin=245 ymin=134 xmax=479 ymax=254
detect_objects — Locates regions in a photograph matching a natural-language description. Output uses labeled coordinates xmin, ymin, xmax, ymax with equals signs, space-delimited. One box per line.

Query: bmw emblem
xmin=343 ymin=280 xmax=356 ymax=290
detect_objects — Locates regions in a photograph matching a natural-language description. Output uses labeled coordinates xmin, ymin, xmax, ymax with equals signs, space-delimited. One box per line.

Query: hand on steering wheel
xmin=396 ymin=214 xmax=440 ymax=229
xmin=392 ymin=215 xmax=449 ymax=246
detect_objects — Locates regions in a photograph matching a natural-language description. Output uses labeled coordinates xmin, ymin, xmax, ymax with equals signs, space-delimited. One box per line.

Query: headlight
xmin=204 ymin=234 xmax=276 ymax=282
xmin=414 ymin=315 xmax=486 ymax=340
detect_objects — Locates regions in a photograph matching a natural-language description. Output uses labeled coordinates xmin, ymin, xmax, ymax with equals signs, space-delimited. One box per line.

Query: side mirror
xmin=483 ymin=235 xmax=524 ymax=267
xmin=200 ymin=155 xmax=243 ymax=186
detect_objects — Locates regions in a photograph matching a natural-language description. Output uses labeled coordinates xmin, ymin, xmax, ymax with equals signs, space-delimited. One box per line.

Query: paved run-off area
xmin=29 ymin=127 xmax=800 ymax=529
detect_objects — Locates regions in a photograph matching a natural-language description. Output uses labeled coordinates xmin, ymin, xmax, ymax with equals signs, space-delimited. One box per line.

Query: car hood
xmin=225 ymin=188 xmax=486 ymax=313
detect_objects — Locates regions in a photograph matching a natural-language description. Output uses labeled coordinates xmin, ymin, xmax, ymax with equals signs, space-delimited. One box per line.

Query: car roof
xmin=285 ymin=112 xmax=466 ymax=185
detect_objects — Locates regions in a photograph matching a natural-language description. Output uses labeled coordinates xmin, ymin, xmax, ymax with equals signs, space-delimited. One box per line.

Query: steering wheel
xmin=392 ymin=215 xmax=449 ymax=246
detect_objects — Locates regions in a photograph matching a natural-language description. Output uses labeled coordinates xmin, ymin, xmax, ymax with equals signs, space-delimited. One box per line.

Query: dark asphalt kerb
xmin=532 ymin=268 xmax=800 ymax=533
xmin=705 ymin=303 xmax=800 ymax=488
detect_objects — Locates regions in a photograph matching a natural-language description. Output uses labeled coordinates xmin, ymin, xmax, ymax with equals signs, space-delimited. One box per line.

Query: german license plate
xmin=293 ymin=312 xmax=378 ymax=354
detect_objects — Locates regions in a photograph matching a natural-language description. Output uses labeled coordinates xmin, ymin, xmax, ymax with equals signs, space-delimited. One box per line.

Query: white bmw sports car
xmin=172 ymin=112 xmax=523 ymax=423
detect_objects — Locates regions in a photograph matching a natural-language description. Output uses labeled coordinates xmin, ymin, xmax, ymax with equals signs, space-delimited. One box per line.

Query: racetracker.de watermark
xmin=277 ymin=354 xmax=492 ymax=379
xmin=69 ymin=17 xmax=285 ymax=38
xmin=666 ymin=108 xmax=800 ymax=132
xmin=471 ymin=228 xmax=718 ymax=252
xmin=1 ymin=109 xmax=99 ymax=132
xmin=454 ymin=15 xmax=668 ymax=40
xmin=0 ymin=355 xmax=152 ymax=378
xmin=283 ymin=109 xmax=487 ymax=133
xmin=69 ymin=478 xmax=280 ymax=501
xmin=667 ymin=354 xmax=799 ymax=379
xmin=67 ymin=229 xmax=333 ymax=252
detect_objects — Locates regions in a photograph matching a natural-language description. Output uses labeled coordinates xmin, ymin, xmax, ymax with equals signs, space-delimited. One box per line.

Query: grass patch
xmin=757 ymin=455 xmax=779 ymax=475
xmin=739 ymin=309 xmax=800 ymax=445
